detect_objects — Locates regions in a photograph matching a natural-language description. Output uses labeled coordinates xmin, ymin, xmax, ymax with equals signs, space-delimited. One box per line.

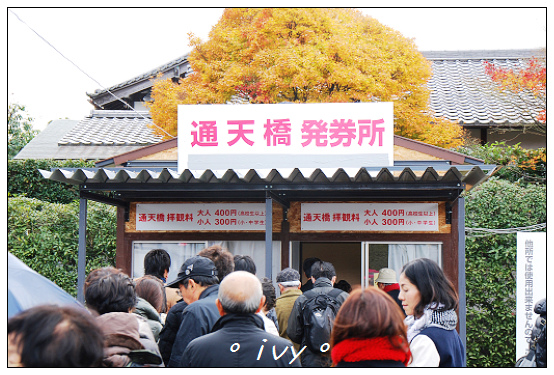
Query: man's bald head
xmin=217 ymin=271 xmax=264 ymax=314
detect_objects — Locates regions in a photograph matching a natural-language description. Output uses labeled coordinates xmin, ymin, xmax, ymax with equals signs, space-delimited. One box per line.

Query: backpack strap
xmin=327 ymin=288 xmax=344 ymax=299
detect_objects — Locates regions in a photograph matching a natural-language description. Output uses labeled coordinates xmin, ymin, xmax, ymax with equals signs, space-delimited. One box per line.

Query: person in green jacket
xmin=275 ymin=267 xmax=303 ymax=352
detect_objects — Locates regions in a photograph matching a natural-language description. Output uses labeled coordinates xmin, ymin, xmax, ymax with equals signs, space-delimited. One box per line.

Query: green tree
xmin=464 ymin=178 xmax=546 ymax=367
xmin=8 ymin=103 xmax=38 ymax=159
xmin=8 ymin=197 xmax=117 ymax=297
xmin=456 ymin=142 xmax=546 ymax=184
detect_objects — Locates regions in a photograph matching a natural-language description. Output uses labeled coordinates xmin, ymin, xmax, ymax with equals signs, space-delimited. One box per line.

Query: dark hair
xmin=143 ymin=249 xmax=171 ymax=280
xmin=135 ymin=275 xmax=167 ymax=313
xmin=180 ymin=275 xmax=219 ymax=289
xmin=234 ymin=255 xmax=257 ymax=274
xmin=8 ymin=305 xmax=104 ymax=367
xmin=311 ymin=260 xmax=336 ymax=280
xmin=302 ymin=257 xmax=321 ymax=277
xmin=260 ymin=277 xmax=276 ymax=310
xmin=401 ymin=258 xmax=459 ymax=318
xmin=84 ymin=267 xmax=136 ymax=314
xmin=198 ymin=244 xmax=235 ymax=280
xmin=334 ymin=279 xmax=352 ymax=293
xmin=330 ymin=288 xmax=410 ymax=359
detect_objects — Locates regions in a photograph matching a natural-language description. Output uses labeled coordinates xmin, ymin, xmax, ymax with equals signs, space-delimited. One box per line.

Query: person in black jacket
xmin=166 ymin=256 xmax=220 ymax=367
xmin=533 ymin=298 xmax=547 ymax=368
xmin=300 ymin=257 xmax=320 ymax=292
xmin=157 ymin=300 xmax=188 ymax=365
xmin=287 ymin=260 xmax=349 ymax=367
xmin=180 ymin=271 xmax=301 ymax=367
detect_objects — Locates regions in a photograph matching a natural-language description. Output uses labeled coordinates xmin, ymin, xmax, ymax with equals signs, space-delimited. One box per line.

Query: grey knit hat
xmin=276 ymin=268 xmax=301 ymax=287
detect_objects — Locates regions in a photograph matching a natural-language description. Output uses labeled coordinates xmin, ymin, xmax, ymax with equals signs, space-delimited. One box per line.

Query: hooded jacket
xmin=287 ymin=277 xmax=349 ymax=367
xmin=180 ymin=313 xmax=301 ymax=367
xmin=168 ymin=284 xmax=220 ymax=367
xmin=134 ymin=297 xmax=163 ymax=341
xmin=96 ymin=312 xmax=163 ymax=367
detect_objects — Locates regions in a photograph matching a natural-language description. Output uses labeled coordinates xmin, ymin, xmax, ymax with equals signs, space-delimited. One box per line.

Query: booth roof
xmin=39 ymin=165 xmax=495 ymax=202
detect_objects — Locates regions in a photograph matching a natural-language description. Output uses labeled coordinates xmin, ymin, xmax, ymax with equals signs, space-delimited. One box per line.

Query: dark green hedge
xmin=8 ymin=197 xmax=117 ymax=298
xmin=464 ymin=178 xmax=546 ymax=367
xmin=8 ymin=159 xmax=95 ymax=204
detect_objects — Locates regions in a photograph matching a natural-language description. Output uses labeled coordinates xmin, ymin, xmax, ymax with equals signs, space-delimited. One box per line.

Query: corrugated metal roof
xmin=39 ymin=165 xmax=495 ymax=194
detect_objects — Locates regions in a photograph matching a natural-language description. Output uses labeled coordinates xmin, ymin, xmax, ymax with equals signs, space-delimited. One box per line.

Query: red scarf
xmin=383 ymin=283 xmax=400 ymax=293
xmin=331 ymin=337 xmax=411 ymax=366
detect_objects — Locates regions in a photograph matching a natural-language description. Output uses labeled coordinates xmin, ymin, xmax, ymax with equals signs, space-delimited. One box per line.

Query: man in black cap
xmin=165 ymin=256 xmax=220 ymax=367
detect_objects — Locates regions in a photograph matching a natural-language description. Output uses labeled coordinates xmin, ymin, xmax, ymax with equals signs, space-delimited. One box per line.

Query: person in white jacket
xmin=398 ymin=258 xmax=465 ymax=367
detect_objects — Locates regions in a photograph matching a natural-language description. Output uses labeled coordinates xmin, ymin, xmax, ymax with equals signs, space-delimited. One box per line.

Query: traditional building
xmin=14 ymin=48 xmax=545 ymax=161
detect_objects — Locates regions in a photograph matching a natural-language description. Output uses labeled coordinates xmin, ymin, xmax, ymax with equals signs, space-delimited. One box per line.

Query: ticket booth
xmin=40 ymin=103 xmax=494 ymax=349
xmin=44 ymin=164 xmax=490 ymax=288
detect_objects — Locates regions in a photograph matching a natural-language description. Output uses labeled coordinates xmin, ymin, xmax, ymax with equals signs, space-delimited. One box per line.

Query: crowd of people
xmin=8 ymin=245 xmax=469 ymax=368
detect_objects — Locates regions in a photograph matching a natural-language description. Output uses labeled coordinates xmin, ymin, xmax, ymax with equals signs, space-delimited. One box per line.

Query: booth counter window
xmin=132 ymin=240 xmax=281 ymax=282
xmin=362 ymin=242 xmax=442 ymax=288
xmin=132 ymin=241 xmax=208 ymax=280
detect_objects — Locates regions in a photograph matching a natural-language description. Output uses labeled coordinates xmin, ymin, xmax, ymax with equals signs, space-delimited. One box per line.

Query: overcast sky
xmin=5 ymin=5 xmax=547 ymax=131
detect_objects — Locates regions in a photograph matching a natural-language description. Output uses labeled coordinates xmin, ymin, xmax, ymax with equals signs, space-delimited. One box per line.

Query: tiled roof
xmin=54 ymin=50 xmax=544 ymax=154
xmin=423 ymin=49 xmax=544 ymax=126
xmin=57 ymin=110 xmax=164 ymax=146
xmin=87 ymin=55 xmax=192 ymax=100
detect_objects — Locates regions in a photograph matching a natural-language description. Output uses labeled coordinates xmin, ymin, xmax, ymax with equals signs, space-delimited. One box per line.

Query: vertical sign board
xmin=177 ymin=102 xmax=394 ymax=171
xmin=515 ymin=232 xmax=546 ymax=361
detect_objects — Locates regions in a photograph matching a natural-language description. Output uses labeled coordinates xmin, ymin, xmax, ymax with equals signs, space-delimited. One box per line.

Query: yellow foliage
xmin=148 ymin=8 xmax=464 ymax=148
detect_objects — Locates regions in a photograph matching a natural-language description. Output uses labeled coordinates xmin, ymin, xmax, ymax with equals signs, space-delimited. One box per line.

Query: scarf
xmin=383 ymin=284 xmax=400 ymax=293
xmin=331 ymin=337 xmax=411 ymax=366
xmin=405 ymin=303 xmax=458 ymax=342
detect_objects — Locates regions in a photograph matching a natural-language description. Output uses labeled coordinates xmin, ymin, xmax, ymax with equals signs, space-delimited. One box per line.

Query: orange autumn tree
xmin=148 ymin=8 xmax=465 ymax=148
xmin=484 ymin=56 xmax=546 ymax=135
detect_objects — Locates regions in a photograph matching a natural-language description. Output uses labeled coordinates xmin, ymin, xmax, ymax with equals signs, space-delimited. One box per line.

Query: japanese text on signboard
xmin=301 ymin=203 xmax=439 ymax=231
xmin=189 ymin=118 xmax=386 ymax=148
xmin=136 ymin=203 xmax=266 ymax=231
xmin=178 ymin=103 xmax=394 ymax=170
xmin=516 ymin=232 xmax=546 ymax=360
xmin=523 ymin=239 xmax=535 ymax=346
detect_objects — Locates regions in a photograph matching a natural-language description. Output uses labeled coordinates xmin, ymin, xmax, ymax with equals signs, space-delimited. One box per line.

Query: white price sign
xmin=136 ymin=203 xmax=266 ymax=231
xmin=301 ymin=203 xmax=439 ymax=231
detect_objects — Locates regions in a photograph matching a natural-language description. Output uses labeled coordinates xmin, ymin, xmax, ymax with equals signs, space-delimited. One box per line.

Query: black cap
xmin=166 ymin=256 xmax=218 ymax=288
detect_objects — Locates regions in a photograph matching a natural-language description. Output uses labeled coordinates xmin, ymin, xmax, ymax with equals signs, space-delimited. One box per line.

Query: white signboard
xmin=301 ymin=203 xmax=439 ymax=231
xmin=136 ymin=203 xmax=266 ymax=231
xmin=178 ymin=102 xmax=394 ymax=171
xmin=516 ymin=232 xmax=546 ymax=360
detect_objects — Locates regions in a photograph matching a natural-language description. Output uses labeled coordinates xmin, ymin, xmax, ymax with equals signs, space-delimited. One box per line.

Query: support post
xmin=265 ymin=194 xmax=273 ymax=279
xmin=280 ymin=207 xmax=290 ymax=269
xmin=77 ymin=197 xmax=88 ymax=304
xmin=457 ymin=196 xmax=467 ymax=367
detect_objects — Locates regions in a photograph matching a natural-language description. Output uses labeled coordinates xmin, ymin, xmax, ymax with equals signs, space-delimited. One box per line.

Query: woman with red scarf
xmin=330 ymin=287 xmax=411 ymax=367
